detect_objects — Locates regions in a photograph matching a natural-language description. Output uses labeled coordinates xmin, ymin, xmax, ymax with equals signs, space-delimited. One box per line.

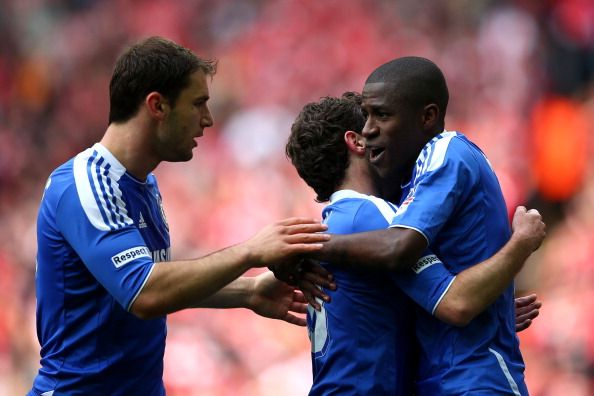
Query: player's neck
xmin=339 ymin=160 xmax=377 ymax=196
xmin=101 ymin=118 xmax=160 ymax=181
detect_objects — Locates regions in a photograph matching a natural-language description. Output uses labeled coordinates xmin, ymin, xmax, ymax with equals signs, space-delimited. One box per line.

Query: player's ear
xmin=146 ymin=92 xmax=169 ymax=121
xmin=422 ymin=103 xmax=439 ymax=130
xmin=344 ymin=130 xmax=365 ymax=157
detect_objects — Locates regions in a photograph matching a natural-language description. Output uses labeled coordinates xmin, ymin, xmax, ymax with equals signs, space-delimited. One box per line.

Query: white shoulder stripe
xmin=73 ymin=145 xmax=132 ymax=231
xmin=328 ymin=189 xmax=398 ymax=225
xmin=423 ymin=131 xmax=457 ymax=173
xmin=365 ymin=195 xmax=397 ymax=224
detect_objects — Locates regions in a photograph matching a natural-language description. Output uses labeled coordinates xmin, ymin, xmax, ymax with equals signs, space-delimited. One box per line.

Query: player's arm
xmin=434 ymin=207 xmax=545 ymax=326
xmin=130 ymin=218 xmax=328 ymax=319
xmin=194 ymin=271 xmax=308 ymax=326
xmin=311 ymin=226 xmax=426 ymax=272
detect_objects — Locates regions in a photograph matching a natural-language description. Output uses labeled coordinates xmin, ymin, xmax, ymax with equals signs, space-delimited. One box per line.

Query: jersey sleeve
xmin=391 ymin=251 xmax=455 ymax=315
xmin=344 ymin=197 xmax=456 ymax=315
xmin=391 ymin=137 xmax=478 ymax=245
xmin=56 ymin=184 xmax=154 ymax=311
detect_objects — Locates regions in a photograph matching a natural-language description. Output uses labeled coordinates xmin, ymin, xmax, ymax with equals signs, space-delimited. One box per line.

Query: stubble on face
xmin=156 ymin=71 xmax=211 ymax=163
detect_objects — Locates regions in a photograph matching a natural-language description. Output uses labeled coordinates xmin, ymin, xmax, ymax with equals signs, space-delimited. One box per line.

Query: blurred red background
xmin=1 ymin=0 xmax=593 ymax=394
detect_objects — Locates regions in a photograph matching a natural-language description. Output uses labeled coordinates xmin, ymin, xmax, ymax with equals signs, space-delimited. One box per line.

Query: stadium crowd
xmin=0 ymin=0 xmax=592 ymax=394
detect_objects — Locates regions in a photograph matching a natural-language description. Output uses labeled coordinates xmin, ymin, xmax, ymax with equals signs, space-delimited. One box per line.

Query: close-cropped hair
xmin=366 ymin=56 xmax=449 ymax=124
xmin=287 ymin=92 xmax=366 ymax=202
xmin=108 ymin=36 xmax=217 ymax=124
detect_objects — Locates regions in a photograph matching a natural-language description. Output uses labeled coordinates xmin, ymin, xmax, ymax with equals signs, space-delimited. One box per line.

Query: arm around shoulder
xmin=434 ymin=206 xmax=546 ymax=326
xmin=313 ymin=226 xmax=427 ymax=272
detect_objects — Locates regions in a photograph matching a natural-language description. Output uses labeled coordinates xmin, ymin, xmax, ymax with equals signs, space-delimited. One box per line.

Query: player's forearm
xmin=312 ymin=227 xmax=425 ymax=272
xmin=435 ymin=234 xmax=534 ymax=326
xmin=193 ymin=277 xmax=253 ymax=309
xmin=130 ymin=244 xmax=254 ymax=319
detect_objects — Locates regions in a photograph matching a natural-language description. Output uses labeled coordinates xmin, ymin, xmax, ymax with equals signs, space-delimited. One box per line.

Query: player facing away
xmin=29 ymin=37 xmax=330 ymax=396
xmin=283 ymin=92 xmax=545 ymax=395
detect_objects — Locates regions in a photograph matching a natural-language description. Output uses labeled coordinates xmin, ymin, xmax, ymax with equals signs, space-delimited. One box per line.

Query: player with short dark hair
xmin=285 ymin=92 xmax=544 ymax=395
xmin=29 ymin=36 xmax=329 ymax=396
xmin=299 ymin=57 xmax=543 ymax=395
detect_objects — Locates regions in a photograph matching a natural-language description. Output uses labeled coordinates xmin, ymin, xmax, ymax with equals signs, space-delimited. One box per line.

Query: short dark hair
xmin=366 ymin=56 xmax=449 ymax=127
xmin=286 ymin=92 xmax=366 ymax=202
xmin=108 ymin=36 xmax=217 ymax=124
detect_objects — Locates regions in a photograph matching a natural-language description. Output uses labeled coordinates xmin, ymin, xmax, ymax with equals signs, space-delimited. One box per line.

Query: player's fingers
xmin=289 ymin=301 xmax=308 ymax=314
xmin=284 ymin=222 xmax=328 ymax=234
xmin=307 ymin=262 xmax=334 ymax=281
xmin=298 ymin=280 xmax=320 ymax=306
xmin=282 ymin=243 xmax=326 ymax=257
xmin=516 ymin=307 xmax=540 ymax=323
xmin=515 ymin=294 xmax=537 ymax=308
xmin=285 ymin=233 xmax=331 ymax=244
xmin=515 ymin=206 xmax=527 ymax=216
xmin=515 ymin=319 xmax=532 ymax=332
xmin=293 ymin=290 xmax=307 ymax=304
xmin=299 ymin=281 xmax=331 ymax=303
xmin=298 ymin=283 xmax=327 ymax=311
xmin=302 ymin=271 xmax=336 ymax=290
xmin=283 ymin=313 xmax=307 ymax=327
xmin=515 ymin=301 xmax=542 ymax=316
xmin=276 ymin=217 xmax=323 ymax=226
xmin=305 ymin=284 xmax=331 ymax=303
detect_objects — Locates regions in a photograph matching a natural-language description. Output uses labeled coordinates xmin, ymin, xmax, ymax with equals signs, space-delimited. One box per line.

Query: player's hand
xmin=515 ymin=293 xmax=542 ymax=332
xmin=247 ymin=271 xmax=308 ymax=326
xmin=296 ymin=259 xmax=336 ymax=311
xmin=511 ymin=206 xmax=546 ymax=253
xmin=269 ymin=260 xmax=300 ymax=286
xmin=244 ymin=218 xmax=329 ymax=267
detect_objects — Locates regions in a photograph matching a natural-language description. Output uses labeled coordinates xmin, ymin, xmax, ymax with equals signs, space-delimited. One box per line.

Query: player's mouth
xmin=368 ymin=147 xmax=385 ymax=164
xmin=192 ymin=132 xmax=203 ymax=147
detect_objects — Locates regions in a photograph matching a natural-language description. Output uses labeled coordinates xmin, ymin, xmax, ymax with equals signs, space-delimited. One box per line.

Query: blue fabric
xmin=392 ymin=131 xmax=527 ymax=396
xmin=30 ymin=143 xmax=170 ymax=395
xmin=308 ymin=190 xmax=454 ymax=396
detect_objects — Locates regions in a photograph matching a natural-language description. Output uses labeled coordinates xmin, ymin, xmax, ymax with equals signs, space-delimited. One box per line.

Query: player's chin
xmin=167 ymin=149 xmax=194 ymax=163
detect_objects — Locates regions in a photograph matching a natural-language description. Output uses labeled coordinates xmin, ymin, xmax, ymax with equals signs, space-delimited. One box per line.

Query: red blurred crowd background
xmin=0 ymin=0 xmax=593 ymax=394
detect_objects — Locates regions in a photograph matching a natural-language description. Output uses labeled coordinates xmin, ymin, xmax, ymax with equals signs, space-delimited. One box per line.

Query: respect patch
xmin=111 ymin=246 xmax=151 ymax=268
xmin=411 ymin=254 xmax=441 ymax=274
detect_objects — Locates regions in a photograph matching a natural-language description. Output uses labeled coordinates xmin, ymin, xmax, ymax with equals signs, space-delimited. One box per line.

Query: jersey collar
xmin=329 ymin=189 xmax=369 ymax=204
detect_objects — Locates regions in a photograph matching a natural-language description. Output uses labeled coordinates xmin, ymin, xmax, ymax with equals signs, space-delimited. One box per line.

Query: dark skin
xmin=310 ymin=82 xmax=440 ymax=272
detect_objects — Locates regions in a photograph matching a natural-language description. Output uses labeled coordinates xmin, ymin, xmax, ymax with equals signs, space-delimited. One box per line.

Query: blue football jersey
xmin=307 ymin=190 xmax=455 ymax=396
xmin=392 ymin=131 xmax=527 ymax=395
xmin=30 ymin=143 xmax=170 ymax=395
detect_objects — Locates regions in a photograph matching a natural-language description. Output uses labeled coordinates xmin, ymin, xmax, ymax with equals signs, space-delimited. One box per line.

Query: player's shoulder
xmin=70 ymin=143 xmax=134 ymax=231
xmin=325 ymin=190 xmax=396 ymax=233
xmin=42 ymin=156 xmax=77 ymax=201
xmin=327 ymin=190 xmax=392 ymax=213
xmin=416 ymin=131 xmax=484 ymax=173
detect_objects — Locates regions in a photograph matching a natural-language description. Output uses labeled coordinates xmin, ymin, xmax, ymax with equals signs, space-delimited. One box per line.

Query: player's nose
xmin=362 ymin=118 xmax=378 ymax=140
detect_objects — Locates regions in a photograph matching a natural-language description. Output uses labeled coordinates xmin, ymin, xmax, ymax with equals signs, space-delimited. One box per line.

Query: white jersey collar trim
xmin=91 ymin=143 xmax=126 ymax=174
xmin=329 ymin=189 xmax=369 ymax=204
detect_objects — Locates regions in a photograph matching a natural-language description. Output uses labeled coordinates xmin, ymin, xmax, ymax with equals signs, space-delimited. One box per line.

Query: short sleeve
xmin=391 ymin=250 xmax=455 ymax=315
xmin=57 ymin=184 xmax=154 ymax=311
